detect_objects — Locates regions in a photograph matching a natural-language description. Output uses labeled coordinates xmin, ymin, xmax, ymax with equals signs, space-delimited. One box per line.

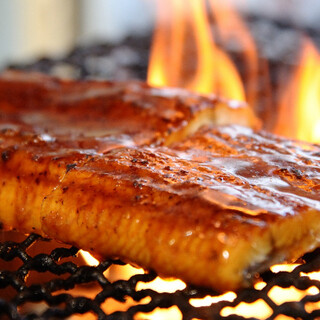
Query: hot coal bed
xmin=2 ymin=15 xmax=320 ymax=320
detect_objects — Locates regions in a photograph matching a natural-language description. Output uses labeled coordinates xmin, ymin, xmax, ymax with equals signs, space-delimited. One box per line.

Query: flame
xmin=80 ymin=248 xmax=320 ymax=319
xmin=207 ymin=0 xmax=258 ymax=106
xmin=147 ymin=0 xmax=247 ymax=101
xmin=191 ymin=264 xmax=320 ymax=319
xmin=80 ymin=245 xmax=320 ymax=319
xmin=148 ymin=0 xmax=320 ymax=144
xmin=79 ymin=250 xmax=99 ymax=266
xmin=275 ymin=37 xmax=320 ymax=143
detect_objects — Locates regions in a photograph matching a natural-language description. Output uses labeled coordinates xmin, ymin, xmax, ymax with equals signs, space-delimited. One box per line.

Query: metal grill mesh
xmin=0 ymin=233 xmax=319 ymax=320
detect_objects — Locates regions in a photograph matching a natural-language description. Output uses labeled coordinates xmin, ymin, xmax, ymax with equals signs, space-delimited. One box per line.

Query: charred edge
xmin=1 ymin=150 xmax=11 ymax=162
xmin=290 ymin=167 xmax=302 ymax=179
xmin=66 ymin=163 xmax=77 ymax=173
xmin=32 ymin=155 xmax=40 ymax=161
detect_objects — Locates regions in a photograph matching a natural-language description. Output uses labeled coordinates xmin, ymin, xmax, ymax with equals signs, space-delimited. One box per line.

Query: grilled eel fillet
xmin=1 ymin=71 xmax=320 ymax=292
xmin=41 ymin=126 xmax=320 ymax=292
xmin=0 ymin=71 xmax=257 ymax=146
xmin=0 ymin=71 xmax=257 ymax=237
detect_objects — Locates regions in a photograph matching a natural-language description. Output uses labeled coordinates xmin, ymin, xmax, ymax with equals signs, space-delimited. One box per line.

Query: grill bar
xmin=0 ymin=233 xmax=319 ymax=319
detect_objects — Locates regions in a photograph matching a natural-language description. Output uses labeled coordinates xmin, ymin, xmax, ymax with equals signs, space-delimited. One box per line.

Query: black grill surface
xmin=0 ymin=233 xmax=319 ymax=320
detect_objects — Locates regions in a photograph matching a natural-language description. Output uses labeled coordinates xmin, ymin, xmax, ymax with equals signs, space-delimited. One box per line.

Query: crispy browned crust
xmin=0 ymin=70 xmax=258 ymax=237
xmin=41 ymin=126 xmax=320 ymax=291
xmin=1 ymin=71 xmax=320 ymax=292
xmin=0 ymin=128 xmax=92 ymax=234
xmin=0 ymin=71 xmax=259 ymax=146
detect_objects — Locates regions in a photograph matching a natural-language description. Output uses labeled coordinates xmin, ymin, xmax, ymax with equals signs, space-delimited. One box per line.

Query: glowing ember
xmin=221 ymin=300 xmax=273 ymax=318
xmin=190 ymin=292 xmax=236 ymax=307
xmin=79 ymin=249 xmax=99 ymax=266
xmin=79 ymin=249 xmax=320 ymax=319
xmin=136 ymin=277 xmax=186 ymax=293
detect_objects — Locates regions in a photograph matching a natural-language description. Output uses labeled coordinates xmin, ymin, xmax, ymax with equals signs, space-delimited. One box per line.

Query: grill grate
xmin=0 ymin=233 xmax=319 ymax=320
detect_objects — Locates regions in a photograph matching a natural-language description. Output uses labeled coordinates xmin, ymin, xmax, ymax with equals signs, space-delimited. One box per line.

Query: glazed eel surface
xmin=1 ymin=71 xmax=320 ymax=292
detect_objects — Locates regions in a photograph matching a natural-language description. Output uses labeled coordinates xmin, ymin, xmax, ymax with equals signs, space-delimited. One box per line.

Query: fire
xmin=80 ymin=248 xmax=320 ymax=319
xmin=79 ymin=249 xmax=99 ymax=266
xmin=206 ymin=0 xmax=258 ymax=106
xmin=147 ymin=0 xmax=247 ymax=101
xmin=275 ymin=37 xmax=320 ymax=143
xmin=148 ymin=0 xmax=320 ymax=144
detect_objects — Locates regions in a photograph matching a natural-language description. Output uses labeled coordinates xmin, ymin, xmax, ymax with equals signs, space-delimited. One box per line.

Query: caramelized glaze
xmin=41 ymin=126 xmax=320 ymax=291
xmin=0 ymin=70 xmax=258 ymax=147
xmin=0 ymin=70 xmax=257 ymax=243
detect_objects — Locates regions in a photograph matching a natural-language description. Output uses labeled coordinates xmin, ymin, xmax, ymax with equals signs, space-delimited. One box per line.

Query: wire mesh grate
xmin=0 ymin=232 xmax=319 ymax=320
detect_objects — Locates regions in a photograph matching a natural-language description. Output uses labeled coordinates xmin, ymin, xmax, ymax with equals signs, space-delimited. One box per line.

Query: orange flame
xmin=207 ymin=0 xmax=259 ymax=106
xmin=275 ymin=37 xmax=320 ymax=143
xmin=80 ymin=250 xmax=320 ymax=319
xmin=79 ymin=249 xmax=99 ymax=266
xmin=147 ymin=0 xmax=247 ymax=101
